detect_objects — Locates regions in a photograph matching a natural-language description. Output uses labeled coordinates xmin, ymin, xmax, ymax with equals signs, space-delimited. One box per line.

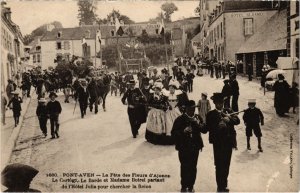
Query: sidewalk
xmin=1 ymin=93 xmax=33 ymax=168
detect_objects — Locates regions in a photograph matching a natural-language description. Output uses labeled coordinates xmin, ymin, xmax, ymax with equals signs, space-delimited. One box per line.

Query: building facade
xmin=206 ymin=1 xmax=278 ymax=64
xmin=1 ymin=4 xmax=24 ymax=92
xmin=287 ymin=1 xmax=299 ymax=59
xmin=40 ymin=24 xmax=162 ymax=69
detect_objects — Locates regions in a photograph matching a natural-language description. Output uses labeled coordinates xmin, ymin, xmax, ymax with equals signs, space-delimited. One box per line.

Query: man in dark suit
xmin=206 ymin=93 xmax=240 ymax=192
xmin=121 ymin=79 xmax=147 ymax=138
xmin=75 ymin=79 xmax=89 ymax=118
xmin=171 ymin=100 xmax=206 ymax=193
xmin=229 ymin=74 xmax=239 ymax=112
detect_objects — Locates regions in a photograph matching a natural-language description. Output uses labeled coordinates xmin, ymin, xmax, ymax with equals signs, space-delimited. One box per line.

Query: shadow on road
xmin=122 ymin=141 xmax=174 ymax=165
xmin=235 ymin=150 xmax=260 ymax=163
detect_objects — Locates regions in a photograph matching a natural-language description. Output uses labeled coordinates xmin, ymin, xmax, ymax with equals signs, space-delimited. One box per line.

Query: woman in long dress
xmin=197 ymin=92 xmax=211 ymax=123
xmin=164 ymin=80 xmax=183 ymax=144
xmin=145 ymin=81 xmax=168 ymax=145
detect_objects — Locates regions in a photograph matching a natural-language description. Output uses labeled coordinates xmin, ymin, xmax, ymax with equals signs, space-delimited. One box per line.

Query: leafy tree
xmin=23 ymin=34 xmax=34 ymax=45
xmin=161 ymin=2 xmax=178 ymax=23
xmin=77 ymin=0 xmax=98 ymax=25
xmin=106 ymin=9 xmax=135 ymax=24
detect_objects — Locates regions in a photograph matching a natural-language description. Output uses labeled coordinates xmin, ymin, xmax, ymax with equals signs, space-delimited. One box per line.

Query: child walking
xmin=243 ymin=99 xmax=264 ymax=152
xmin=7 ymin=91 xmax=23 ymax=127
xmin=197 ymin=92 xmax=211 ymax=123
xmin=47 ymin=92 xmax=62 ymax=139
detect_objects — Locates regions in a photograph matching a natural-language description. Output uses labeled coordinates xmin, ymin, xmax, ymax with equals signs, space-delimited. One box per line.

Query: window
xmin=33 ymin=55 xmax=36 ymax=63
xmin=220 ymin=22 xmax=223 ymax=38
xmin=37 ymin=54 xmax=40 ymax=63
xmin=64 ymin=41 xmax=70 ymax=50
xmin=295 ymin=20 xmax=299 ymax=31
xmin=85 ymin=30 xmax=91 ymax=38
xmin=111 ymin=30 xmax=115 ymax=36
xmin=56 ymin=42 xmax=62 ymax=50
xmin=36 ymin=46 xmax=41 ymax=51
xmin=244 ymin=18 xmax=254 ymax=35
xmin=296 ymin=38 xmax=299 ymax=59
xmin=57 ymin=32 xmax=61 ymax=38
xmin=217 ymin=25 xmax=219 ymax=39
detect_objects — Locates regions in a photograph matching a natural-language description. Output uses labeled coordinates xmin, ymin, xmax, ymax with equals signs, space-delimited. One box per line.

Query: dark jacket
xmin=36 ymin=105 xmax=48 ymax=118
xmin=76 ymin=86 xmax=89 ymax=102
xmin=148 ymin=93 xmax=168 ymax=111
xmin=186 ymin=73 xmax=195 ymax=82
xmin=230 ymin=79 xmax=239 ymax=96
xmin=171 ymin=114 xmax=206 ymax=151
xmin=222 ymin=84 xmax=232 ymax=97
xmin=46 ymin=100 xmax=62 ymax=116
xmin=8 ymin=97 xmax=22 ymax=112
xmin=206 ymin=108 xmax=240 ymax=148
xmin=243 ymin=107 xmax=264 ymax=129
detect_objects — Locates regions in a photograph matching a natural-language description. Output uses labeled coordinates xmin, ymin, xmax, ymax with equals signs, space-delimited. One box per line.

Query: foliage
xmin=194 ymin=5 xmax=201 ymax=16
xmin=102 ymin=45 xmax=118 ymax=68
xmin=161 ymin=2 xmax=178 ymax=23
xmin=55 ymin=58 xmax=93 ymax=78
xmin=106 ymin=9 xmax=135 ymax=24
xmin=77 ymin=0 xmax=98 ymax=25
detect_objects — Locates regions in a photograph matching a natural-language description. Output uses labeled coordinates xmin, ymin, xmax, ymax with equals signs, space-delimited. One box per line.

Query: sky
xmin=7 ymin=0 xmax=199 ymax=35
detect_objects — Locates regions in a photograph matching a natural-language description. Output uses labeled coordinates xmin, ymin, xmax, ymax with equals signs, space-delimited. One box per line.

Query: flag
xmin=159 ymin=18 xmax=165 ymax=35
xmin=120 ymin=52 xmax=124 ymax=59
xmin=96 ymin=30 xmax=102 ymax=44
xmin=115 ymin=17 xmax=124 ymax=36
xmin=125 ymin=43 xmax=130 ymax=48
xmin=134 ymin=43 xmax=139 ymax=49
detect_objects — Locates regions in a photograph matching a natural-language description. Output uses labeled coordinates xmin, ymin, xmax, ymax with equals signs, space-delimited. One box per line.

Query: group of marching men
xmin=121 ymin=67 xmax=265 ymax=192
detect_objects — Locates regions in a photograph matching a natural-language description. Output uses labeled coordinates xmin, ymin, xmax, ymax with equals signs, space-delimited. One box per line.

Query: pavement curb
xmin=1 ymin=94 xmax=33 ymax=169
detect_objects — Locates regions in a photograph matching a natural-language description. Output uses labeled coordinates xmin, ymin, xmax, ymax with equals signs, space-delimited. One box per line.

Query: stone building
xmin=1 ymin=3 xmax=24 ymax=92
xmin=205 ymin=1 xmax=279 ymax=64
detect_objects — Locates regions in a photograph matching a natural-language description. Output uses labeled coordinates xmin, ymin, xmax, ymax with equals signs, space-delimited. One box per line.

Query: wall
xmin=224 ymin=10 xmax=277 ymax=62
xmin=1 ymin=18 xmax=17 ymax=92
xmin=290 ymin=1 xmax=299 ymax=59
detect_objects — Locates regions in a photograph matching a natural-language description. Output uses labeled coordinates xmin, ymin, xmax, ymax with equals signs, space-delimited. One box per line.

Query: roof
xmin=191 ymin=32 xmax=201 ymax=42
xmin=223 ymin=1 xmax=274 ymax=11
xmin=41 ymin=24 xmax=161 ymax=41
xmin=172 ymin=28 xmax=183 ymax=40
xmin=236 ymin=9 xmax=287 ymax=54
xmin=29 ymin=36 xmax=42 ymax=54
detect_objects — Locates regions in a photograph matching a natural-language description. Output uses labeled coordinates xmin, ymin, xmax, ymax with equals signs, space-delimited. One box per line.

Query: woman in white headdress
xmin=164 ymin=80 xmax=183 ymax=142
xmin=145 ymin=80 xmax=169 ymax=145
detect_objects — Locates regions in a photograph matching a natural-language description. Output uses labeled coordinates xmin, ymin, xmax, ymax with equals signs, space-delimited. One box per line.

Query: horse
xmin=87 ymin=75 xmax=111 ymax=114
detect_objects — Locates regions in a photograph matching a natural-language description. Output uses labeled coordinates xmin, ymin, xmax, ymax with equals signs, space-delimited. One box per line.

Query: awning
xmin=236 ymin=10 xmax=287 ymax=54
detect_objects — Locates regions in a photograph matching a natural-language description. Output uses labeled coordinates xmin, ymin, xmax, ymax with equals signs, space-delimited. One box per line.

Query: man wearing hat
xmin=7 ymin=90 xmax=23 ymax=127
xmin=206 ymin=93 xmax=240 ymax=192
xmin=243 ymin=99 xmax=264 ymax=152
xmin=229 ymin=74 xmax=239 ymax=112
xmin=221 ymin=80 xmax=232 ymax=109
xmin=122 ymin=79 xmax=147 ymax=138
xmin=36 ymin=98 xmax=48 ymax=137
xmin=75 ymin=79 xmax=89 ymax=118
xmin=171 ymin=100 xmax=206 ymax=192
xmin=47 ymin=92 xmax=62 ymax=139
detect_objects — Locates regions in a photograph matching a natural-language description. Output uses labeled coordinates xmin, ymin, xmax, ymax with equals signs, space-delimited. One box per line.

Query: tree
xmin=161 ymin=2 xmax=178 ymax=23
xmin=23 ymin=34 xmax=34 ymax=45
xmin=195 ymin=5 xmax=201 ymax=16
xmin=106 ymin=9 xmax=135 ymax=24
xmin=77 ymin=0 xmax=98 ymax=25
xmin=148 ymin=12 xmax=164 ymax=23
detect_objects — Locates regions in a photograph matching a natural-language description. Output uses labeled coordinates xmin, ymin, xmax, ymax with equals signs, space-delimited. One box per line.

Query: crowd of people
xmin=1 ymin=55 xmax=298 ymax=193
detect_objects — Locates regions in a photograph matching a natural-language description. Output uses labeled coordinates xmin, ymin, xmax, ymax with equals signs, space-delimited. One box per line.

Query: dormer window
xmin=57 ymin=32 xmax=62 ymax=38
xmin=36 ymin=46 xmax=41 ymax=51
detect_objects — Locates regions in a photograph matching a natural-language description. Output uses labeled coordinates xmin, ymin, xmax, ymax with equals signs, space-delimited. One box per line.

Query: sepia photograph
xmin=0 ymin=0 xmax=299 ymax=192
